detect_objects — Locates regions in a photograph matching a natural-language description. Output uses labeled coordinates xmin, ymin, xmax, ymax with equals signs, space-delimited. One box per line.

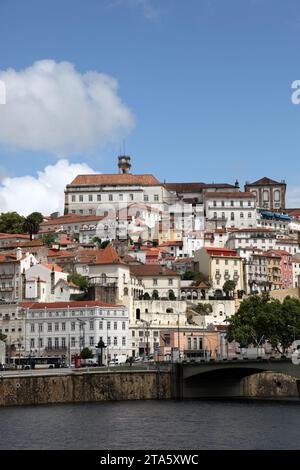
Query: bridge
xmin=173 ymin=359 xmax=300 ymax=399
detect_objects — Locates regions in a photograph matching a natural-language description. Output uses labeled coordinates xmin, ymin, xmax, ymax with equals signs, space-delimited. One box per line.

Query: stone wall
xmin=243 ymin=372 xmax=299 ymax=397
xmin=0 ymin=371 xmax=172 ymax=407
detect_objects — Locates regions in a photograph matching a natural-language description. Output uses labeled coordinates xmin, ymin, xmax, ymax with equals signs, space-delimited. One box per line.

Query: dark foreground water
xmin=1 ymin=399 xmax=300 ymax=450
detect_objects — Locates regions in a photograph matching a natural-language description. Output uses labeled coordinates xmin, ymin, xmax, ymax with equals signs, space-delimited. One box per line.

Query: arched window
xmin=263 ymin=190 xmax=269 ymax=202
xmin=274 ymin=190 xmax=280 ymax=202
xmin=124 ymin=287 xmax=128 ymax=296
xmin=152 ymin=290 xmax=159 ymax=300
xmin=136 ymin=308 xmax=140 ymax=320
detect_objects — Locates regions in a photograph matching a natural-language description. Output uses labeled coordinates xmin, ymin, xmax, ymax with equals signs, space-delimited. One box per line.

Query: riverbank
xmin=0 ymin=369 xmax=299 ymax=407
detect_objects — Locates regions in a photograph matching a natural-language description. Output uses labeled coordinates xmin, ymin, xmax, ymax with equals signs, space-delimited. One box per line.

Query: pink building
xmin=267 ymin=249 xmax=293 ymax=289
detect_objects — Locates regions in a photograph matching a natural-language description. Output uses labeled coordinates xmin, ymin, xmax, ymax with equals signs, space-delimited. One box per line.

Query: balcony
xmin=88 ymin=276 xmax=118 ymax=287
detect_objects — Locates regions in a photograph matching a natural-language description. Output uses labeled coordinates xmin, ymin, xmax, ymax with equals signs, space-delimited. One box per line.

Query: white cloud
xmin=287 ymin=186 xmax=300 ymax=208
xmin=0 ymin=60 xmax=134 ymax=154
xmin=0 ymin=159 xmax=96 ymax=216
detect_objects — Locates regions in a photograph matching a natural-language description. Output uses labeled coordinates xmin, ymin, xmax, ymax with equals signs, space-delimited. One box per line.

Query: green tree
xmin=0 ymin=333 xmax=7 ymax=342
xmin=223 ymin=280 xmax=236 ymax=298
xmin=92 ymin=236 xmax=102 ymax=248
xmin=80 ymin=347 xmax=94 ymax=359
xmin=38 ymin=232 xmax=58 ymax=247
xmin=168 ymin=290 xmax=176 ymax=300
xmin=194 ymin=303 xmax=213 ymax=315
xmin=227 ymin=295 xmax=300 ymax=354
xmin=67 ymin=273 xmax=88 ymax=291
xmin=100 ymin=240 xmax=110 ymax=249
xmin=23 ymin=212 xmax=43 ymax=240
xmin=0 ymin=212 xmax=25 ymax=233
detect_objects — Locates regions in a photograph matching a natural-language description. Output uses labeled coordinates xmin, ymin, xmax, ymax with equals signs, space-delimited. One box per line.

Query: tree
xmin=0 ymin=212 xmax=25 ymax=233
xmin=38 ymin=232 xmax=58 ymax=247
xmin=80 ymin=347 xmax=94 ymax=359
xmin=67 ymin=273 xmax=88 ymax=292
xmin=223 ymin=280 xmax=236 ymax=298
xmin=23 ymin=212 xmax=43 ymax=240
xmin=227 ymin=295 xmax=300 ymax=354
xmin=168 ymin=290 xmax=176 ymax=300
xmin=100 ymin=240 xmax=110 ymax=249
xmin=92 ymin=236 xmax=102 ymax=248
xmin=0 ymin=333 xmax=7 ymax=342
xmin=194 ymin=303 xmax=213 ymax=315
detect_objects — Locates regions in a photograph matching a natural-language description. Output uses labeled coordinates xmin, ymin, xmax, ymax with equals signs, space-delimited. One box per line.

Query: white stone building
xmin=21 ymin=300 xmax=129 ymax=363
xmin=204 ymin=192 xmax=257 ymax=229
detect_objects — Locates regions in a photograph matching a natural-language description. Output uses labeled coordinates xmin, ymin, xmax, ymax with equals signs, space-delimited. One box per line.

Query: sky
xmin=0 ymin=0 xmax=300 ymax=214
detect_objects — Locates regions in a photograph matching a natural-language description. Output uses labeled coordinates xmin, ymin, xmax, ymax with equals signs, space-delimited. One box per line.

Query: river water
xmin=1 ymin=399 xmax=300 ymax=450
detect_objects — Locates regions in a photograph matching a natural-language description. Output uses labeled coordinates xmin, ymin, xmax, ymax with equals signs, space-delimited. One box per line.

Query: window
xmin=30 ymin=338 xmax=35 ymax=348
xmin=107 ymin=321 xmax=111 ymax=330
xmin=154 ymin=195 xmax=159 ymax=201
xmin=48 ymin=323 xmax=52 ymax=332
xmin=79 ymin=195 xmax=83 ymax=202
xmin=54 ymin=338 xmax=59 ymax=349
xmin=231 ymin=212 xmax=234 ymax=220
xmin=89 ymin=337 xmax=94 ymax=346
xmin=71 ymin=337 xmax=76 ymax=347
xmin=107 ymin=337 xmax=111 ymax=346
xmin=71 ymin=195 xmax=76 ymax=202
xmin=114 ymin=321 xmax=117 ymax=330
xmin=97 ymin=194 xmax=101 ymax=201
xmin=122 ymin=321 xmax=126 ymax=330
xmin=109 ymin=194 xmax=113 ymax=201
xmin=221 ymin=212 xmax=225 ymax=220
xmin=213 ymin=201 xmax=217 ymax=207
xmin=119 ymin=194 xmax=123 ymax=201
xmin=144 ymin=195 xmax=149 ymax=202
xmin=274 ymin=190 xmax=280 ymax=202
xmin=61 ymin=337 xmax=66 ymax=348
xmin=263 ymin=190 xmax=269 ymax=202
xmin=62 ymin=322 xmax=66 ymax=331
xmin=99 ymin=321 xmax=103 ymax=330
xmin=89 ymin=194 xmax=93 ymax=202
xmin=71 ymin=322 xmax=75 ymax=331
xmin=240 ymin=212 xmax=244 ymax=218
xmin=39 ymin=324 xmax=43 ymax=332
xmin=248 ymin=201 xmax=251 ymax=206
xmin=168 ymin=279 xmax=173 ymax=286
xmin=122 ymin=337 xmax=126 ymax=346
xmin=30 ymin=324 xmax=35 ymax=332
xmin=47 ymin=338 xmax=52 ymax=348
xmin=240 ymin=201 xmax=243 ymax=207
xmin=130 ymin=194 xmax=134 ymax=201
xmin=248 ymin=212 xmax=252 ymax=218
xmin=193 ymin=337 xmax=197 ymax=350
xmin=55 ymin=323 xmax=59 ymax=331
xmin=221 ymin=201 xmax=225 ymax=207
xmin=213 ymin=212 xmax=217 ymax=219
xmin=153 ymin=279 xmax=158 ymax=286
xmin=231 ymin=201 xmax=234 ymax=207
xmin=90 ymin=321 xmax=94 ymax=330
xmin=114 ymin=337 xmax=118 ymax=346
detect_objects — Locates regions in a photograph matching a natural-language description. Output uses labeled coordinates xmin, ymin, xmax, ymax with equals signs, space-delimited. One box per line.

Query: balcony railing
xmin=88 ymin=276 xmax=118 ymax=287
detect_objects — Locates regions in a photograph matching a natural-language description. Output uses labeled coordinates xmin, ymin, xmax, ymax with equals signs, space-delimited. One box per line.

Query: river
xmin=1 ymin=399 xmax=300 ymax=450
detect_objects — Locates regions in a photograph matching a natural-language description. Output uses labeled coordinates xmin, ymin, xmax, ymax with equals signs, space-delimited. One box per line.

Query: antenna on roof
xmin=123 ymin=139 xmax=126 ymax=155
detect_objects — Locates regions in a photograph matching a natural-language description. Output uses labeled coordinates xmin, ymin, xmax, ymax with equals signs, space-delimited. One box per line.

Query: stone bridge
xmin=173 ymin=359 xmax=300 ymax=399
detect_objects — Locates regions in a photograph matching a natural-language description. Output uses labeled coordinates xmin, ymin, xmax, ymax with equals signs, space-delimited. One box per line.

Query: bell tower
xmin=118 ymin=155 xmax=132 ymax=174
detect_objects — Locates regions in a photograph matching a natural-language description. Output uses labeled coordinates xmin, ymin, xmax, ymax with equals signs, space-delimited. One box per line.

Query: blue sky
xmin=0 ymin=0 xmax=300 ymax=212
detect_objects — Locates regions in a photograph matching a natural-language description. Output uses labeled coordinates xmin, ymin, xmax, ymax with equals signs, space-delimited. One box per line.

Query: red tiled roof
xmin=43 ymin=263 xmax=64 ymax=272
xmin=90 ymin=244 xmax=123 ymax=265
xmin=204 ymin=191 xmax=255 ymax=199
xmin=40 ymin=214 xmax=104 ymax=226
xmin=19 ymin=301 xmax=124 ymax=309
xmin=69 ymin=174 xmax=161 ymax=186
xmin=3 ymin=239 xmax=44 ymax=249
xmin=130 ymin=265 xmax=179 ymax=277
xmin=246 ymin=177 xmax=284 ymax=186
xmin=0 ymin=233 xmax=30 ymax=240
